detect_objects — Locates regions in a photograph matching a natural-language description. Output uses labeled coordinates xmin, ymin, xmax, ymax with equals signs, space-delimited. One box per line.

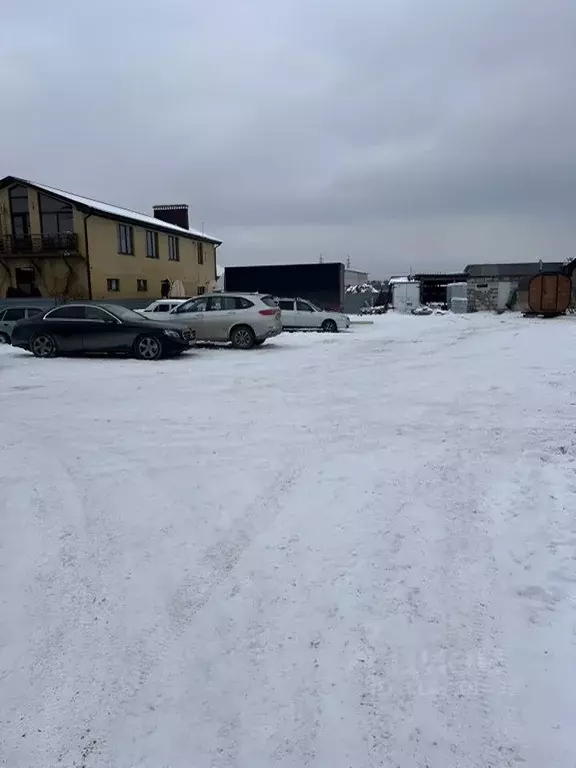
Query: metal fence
xmin=343 ymin=293 xmax=376 ymax=315
xmin=0 ymin=233 xmax=79 ymax=255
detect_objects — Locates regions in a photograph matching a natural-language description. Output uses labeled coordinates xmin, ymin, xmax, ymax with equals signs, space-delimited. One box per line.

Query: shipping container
xmin=392 ymin=281 xmax=421 ymax=312
xmin=224 ymin=263 xmax=345 ymax=311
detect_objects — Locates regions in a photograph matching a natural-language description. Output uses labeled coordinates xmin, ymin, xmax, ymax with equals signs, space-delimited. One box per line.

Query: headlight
xmin=163 ymin=329 xmax=181 ymax=339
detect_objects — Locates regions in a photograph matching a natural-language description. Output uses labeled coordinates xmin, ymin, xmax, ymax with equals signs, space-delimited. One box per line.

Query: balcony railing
xmin=0 ymin=233 xmax=79 ymax=257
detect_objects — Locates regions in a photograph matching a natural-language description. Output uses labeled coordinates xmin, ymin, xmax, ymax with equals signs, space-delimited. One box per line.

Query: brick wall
xmin=467 ymin=277 xmax=519 ymax=311
xmin=468 ymin=277 xmax=499 ymax=311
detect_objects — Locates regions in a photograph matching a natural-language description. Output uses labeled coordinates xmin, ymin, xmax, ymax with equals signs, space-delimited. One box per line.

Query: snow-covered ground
xmin=2 ymin=313 xmax=576 ymax=768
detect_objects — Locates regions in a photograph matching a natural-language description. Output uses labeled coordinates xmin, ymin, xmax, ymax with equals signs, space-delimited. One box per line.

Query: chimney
xmin=153 ymin=204 xmax=189 ymax=230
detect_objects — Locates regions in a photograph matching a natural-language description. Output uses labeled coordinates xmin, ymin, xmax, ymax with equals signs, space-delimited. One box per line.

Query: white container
xmin=447 ymin=282 xmax=467 ymax=301
xmin=450 ymin=297 xmax=468 ymax=313
xmin=392 ymin=281 xmax=421 ymax=312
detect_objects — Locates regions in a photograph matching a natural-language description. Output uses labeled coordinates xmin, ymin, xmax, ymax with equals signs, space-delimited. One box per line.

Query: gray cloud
xmin=2 ymin=0 xmax=576 ymax=275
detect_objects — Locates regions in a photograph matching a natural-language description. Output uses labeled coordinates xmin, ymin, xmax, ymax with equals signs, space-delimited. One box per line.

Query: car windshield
xmin=307 ymin=300 xmax=323 ymax=312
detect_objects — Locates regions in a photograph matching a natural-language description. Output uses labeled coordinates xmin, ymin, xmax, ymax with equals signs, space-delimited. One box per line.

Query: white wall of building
xmin=344 ymin=268 xmax=369 ymax=287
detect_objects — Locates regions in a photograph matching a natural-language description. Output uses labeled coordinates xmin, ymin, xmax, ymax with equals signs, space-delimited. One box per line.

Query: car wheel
xmin=30 ymin=332 xmax=58 ymax=358
xmin=230 ymin=325 xmax=256 ymax=349
xmin=0 ymin=332 xmax=10 ymax=344
xmin=134 ymin=334 xmax=163 ymax=360
xmin=321 ymin=319 xmax=338 ymax=333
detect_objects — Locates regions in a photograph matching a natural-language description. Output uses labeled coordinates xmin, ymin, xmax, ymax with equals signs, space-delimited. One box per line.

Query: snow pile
xmin=345 ymin=282 xmax=378 ymax=294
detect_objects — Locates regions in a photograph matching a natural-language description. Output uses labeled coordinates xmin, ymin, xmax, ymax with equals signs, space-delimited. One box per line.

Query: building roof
xmin=412 ymin=272 xmax=467 ymax=281
xmin=227 ymin=262 xmax=345 ymax=269
xmin=465 ymin=262 xmax=562 ymax=278
xmin=0 ymin=175 xmax=221 ymax=245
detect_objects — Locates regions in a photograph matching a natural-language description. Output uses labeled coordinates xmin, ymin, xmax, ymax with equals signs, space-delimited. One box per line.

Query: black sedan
xmin=10 ymin=303 xmax=195 ymax=360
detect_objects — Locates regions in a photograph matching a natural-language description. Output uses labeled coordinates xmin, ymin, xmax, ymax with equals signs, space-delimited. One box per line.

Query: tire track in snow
xmin=0 ymin=443 xmax=109 ymax=768
xmin=343 ymin=442 xmax=524 ymax=768
xmin=167 ymin=463 xmax=304 ymax=632
xmin=436 ymin=459 xmax=515 ymax=768
xmin=88 ymin=462 xmax=305 ymax=767
xmin=488 ymin=447 xmax=576 ymax=766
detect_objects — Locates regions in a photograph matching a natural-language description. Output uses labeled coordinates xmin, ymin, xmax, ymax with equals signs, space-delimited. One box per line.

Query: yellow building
xmin=0 ymin=175 xmax=221 ymax=301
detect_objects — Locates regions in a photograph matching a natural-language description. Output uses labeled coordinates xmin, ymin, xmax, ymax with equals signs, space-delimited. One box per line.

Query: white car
xmin=277 ymin=297 xmax=350 ymax=332
xmin=165 ymin=292 xmax=282 ymax=348
xmin=0 ymin=305 xmax=45 ymax=343
xmin=135 ymin=299 xmax=188 ymax=316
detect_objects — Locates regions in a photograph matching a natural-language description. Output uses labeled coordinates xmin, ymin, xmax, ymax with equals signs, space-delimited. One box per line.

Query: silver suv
xmin=0 ymin=305 xmax=44 ymax=343
xmin=165 ymin=293 xmax=282 ymax=348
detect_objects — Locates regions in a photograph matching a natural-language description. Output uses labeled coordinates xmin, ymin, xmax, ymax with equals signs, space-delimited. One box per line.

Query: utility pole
xmin=319 ymin=253 xmax=323 ymax=263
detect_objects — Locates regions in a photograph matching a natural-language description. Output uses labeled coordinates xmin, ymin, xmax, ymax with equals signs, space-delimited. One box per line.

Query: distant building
xmin=0 ymin=175 xmax=221 ymax=301
xmin=411 ymin=272 xmax=467 ymax=306
xmin=465 ymin=262 xmax=563 ymax=311
xmin=344 ymin=268 xmax=369 ymax=288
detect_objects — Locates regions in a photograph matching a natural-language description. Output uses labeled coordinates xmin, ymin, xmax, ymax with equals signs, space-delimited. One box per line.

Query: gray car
xmin=164 ymin=293 xmax=282 ymax=348
xmin=0 ymin=305 xmax=44 ymax=343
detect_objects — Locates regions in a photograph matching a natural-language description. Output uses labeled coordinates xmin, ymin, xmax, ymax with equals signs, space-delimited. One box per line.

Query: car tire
xmin=0 ymin=332 xmax=10 ymax=344
xmin=133 ymin=334 xmax=163 ymax=360
xmin=230 ymin=325 xmax=256 ymax=349
xmin=30 ymin=332 xmax=58 ymax=358
xmin=321 ymin=319 xmax=338 ymax=333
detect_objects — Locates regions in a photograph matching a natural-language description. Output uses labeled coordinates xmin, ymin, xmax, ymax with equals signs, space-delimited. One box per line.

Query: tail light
xmin=259 ymin=308 xmax=278 ymax=316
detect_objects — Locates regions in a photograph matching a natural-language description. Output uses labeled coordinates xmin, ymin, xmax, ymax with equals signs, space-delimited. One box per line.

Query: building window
xmin=168 ymin=236 xmax=180 ymax=261
xmin=38 ymin=193 xmax=74 ymax=235
xmin=9 ymin=185 xmax=30 ymax=238
xmin=107 ymin=278 xmax=120 ymax=292
xmin=146 ymin=230 xmax=159 ymax=259
xmin=197 ymin=242 xmax=204 ymax=265
xmin=197 ymin=286 xmax=205 ymax=295
xmin=137 ymin=278 xmax=148 ymax=292
xmin=117 ymin=224 xmax=134 ymax=255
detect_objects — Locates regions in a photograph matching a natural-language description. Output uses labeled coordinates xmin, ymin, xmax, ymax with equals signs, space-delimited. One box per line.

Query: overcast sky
xmin=2 ymin=0 xmax=576 ymax=277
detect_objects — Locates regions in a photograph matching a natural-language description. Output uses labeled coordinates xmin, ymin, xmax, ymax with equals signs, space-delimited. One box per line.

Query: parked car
xmin=276 ymin=298 xmax=350 ymax=332
xmin=10 ymin=303 xmax=196 ymax=360
xmin=0 ymin=305 xmax=44 ymax=343
xmin=165 ymin=293 xmax=282 ymax=348
xmin=134 ymin=299 xmax=188 ymax=316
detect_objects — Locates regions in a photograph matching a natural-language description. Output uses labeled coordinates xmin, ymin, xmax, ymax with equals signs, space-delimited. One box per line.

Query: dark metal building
xmin=412 ymin=273 xmax=467 ymax=306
